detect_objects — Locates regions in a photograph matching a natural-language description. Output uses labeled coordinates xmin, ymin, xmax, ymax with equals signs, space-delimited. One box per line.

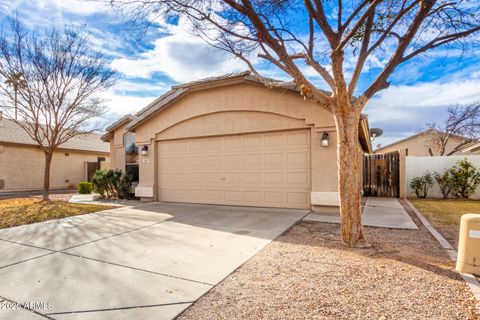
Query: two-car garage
xmin=103 ymin=72 xmax=372 ymax=210
xmin=157 ymin=129 xmax=311 ymax=209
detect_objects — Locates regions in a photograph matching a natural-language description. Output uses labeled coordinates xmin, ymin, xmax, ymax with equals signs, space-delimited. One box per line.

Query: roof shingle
xmin=0 ymin=118 xmax=109 ymax=153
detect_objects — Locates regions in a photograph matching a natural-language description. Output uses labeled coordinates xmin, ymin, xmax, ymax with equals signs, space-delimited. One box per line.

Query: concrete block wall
xmin=405 ymin=155 xmax=480 ymax=199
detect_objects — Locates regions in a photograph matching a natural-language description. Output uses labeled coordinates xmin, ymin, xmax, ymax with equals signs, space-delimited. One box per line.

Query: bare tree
xmin=0 ymin=18 xmax=116 ymax=200
xmin=110 ymin=0 xmax=480 ymax=247
xmin=425 ymin=102 xmax=480 ymax=156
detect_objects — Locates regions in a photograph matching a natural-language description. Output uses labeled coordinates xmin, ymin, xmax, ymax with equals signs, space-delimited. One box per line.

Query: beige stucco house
xmin=375 ymin=129 xmax=473 ymax=156
xmin=0 ymin=117 xmax=110 ymax=192
xmin=102 ymin=72 xmax=372 ymax=211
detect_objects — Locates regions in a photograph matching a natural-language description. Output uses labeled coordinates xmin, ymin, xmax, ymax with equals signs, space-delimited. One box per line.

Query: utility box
xmin=456 ymin=214 xmax=480 ymax=275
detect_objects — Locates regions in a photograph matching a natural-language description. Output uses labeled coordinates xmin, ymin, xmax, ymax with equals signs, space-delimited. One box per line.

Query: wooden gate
xmin=86 ymin=162 xmax=100 ymax=182
xmin=363 ymin=152 xmax=400 ymax=197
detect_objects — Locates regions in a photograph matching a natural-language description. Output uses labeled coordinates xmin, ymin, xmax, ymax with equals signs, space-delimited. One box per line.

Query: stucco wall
xmin=0 ymin=143 xmax=109 ymax=192
xmin=109 ymin=122 xmax=129 ymax=172
xmin=405 ymin=155 xmax=480 ymax=199
xmin=376 ymin=132 xmax=470 ymax=156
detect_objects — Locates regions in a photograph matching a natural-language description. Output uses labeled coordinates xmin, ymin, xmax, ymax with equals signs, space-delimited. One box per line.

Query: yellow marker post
xmin=456 ymin=214 xmax=480 ymax=275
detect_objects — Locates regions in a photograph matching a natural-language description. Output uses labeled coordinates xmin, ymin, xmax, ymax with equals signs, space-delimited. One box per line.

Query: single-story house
xmin=0 ymin=116 xmax=110 ymax=192
xmin=102 ymin=71 xmax=372 ymax=211
xmin=457 ymin=140 xmax=480 ymax=155
xmin=375 ymin=129 xmax=473 ymax=156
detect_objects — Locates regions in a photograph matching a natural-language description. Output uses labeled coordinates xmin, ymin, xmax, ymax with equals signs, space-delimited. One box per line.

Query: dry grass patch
xmin=410 ymin=199 xmax=480 ymax=248
xmin=0 ymin=198 xmax=114 ymax=229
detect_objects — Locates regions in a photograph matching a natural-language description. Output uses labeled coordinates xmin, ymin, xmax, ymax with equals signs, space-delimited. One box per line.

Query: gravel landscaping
xmin=179 ymin=205 xmax=479 ymax=319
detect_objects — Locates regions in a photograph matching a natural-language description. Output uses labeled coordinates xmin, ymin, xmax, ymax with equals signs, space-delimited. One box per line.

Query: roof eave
xmin=359 ymin=114 xmax=373 ymax=154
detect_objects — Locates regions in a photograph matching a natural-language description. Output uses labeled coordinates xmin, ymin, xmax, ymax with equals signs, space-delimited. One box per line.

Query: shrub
xmin=448 ymin=159 xmax=480 ymax=199
xmin=78 ymin=182 xmax=93 ymax=194
xmin=434 ymin=170 xmax=453 ymax=199
xmin=91 ymin=169 xmax=132 ymax=199
xmin=410 ymin=172 xmax=434 ymax=198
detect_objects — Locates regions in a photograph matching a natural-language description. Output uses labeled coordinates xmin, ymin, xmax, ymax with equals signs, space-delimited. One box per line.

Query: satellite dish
xmin=370 ymin=128 xmax=383 ymax=139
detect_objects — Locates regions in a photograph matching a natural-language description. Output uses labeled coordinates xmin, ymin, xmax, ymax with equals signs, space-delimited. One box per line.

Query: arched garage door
xmin=156 ymin=129 xmax=311 ymax=209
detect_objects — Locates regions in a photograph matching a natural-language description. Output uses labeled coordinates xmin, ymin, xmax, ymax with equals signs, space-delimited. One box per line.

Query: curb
xmin=404 ymin=199 xmax=480 ymax=310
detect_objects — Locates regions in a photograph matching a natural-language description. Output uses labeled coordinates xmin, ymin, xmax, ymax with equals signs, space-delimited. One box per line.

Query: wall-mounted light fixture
xmin=141 ymin=145 xmax=149 ymax=156
xmin=321 ymin=132 xmax=329 ymax=147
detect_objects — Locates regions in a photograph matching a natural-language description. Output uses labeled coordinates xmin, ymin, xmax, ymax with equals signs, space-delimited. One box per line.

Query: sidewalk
xmin=303 ymin=197 xmax=418 ymax=229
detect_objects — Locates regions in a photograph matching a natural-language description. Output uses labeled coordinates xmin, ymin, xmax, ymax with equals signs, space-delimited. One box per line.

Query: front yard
xmin=178 ymin=213 xmax=479 ymax=319
xmin=0 ymin=197 xmax=114 ymax=229
xmin=409 ymin=199 xmax=480 ymax=248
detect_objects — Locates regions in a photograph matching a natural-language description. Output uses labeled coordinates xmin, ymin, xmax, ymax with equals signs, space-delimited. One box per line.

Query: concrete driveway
xmin=0 ymin=202 xmax=308 ymax=320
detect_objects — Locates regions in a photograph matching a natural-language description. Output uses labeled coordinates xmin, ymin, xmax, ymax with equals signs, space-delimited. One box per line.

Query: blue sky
xmin=1 ymin=0 xmax=479 ymax=148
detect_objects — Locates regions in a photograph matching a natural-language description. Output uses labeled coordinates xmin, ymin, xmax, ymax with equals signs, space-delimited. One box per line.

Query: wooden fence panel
xmin=363 ymin=152 xmax=400 ymax=197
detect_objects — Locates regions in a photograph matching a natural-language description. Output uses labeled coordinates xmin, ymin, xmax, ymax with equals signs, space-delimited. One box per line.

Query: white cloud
xmin=367 ymin=79 xmax=480 ymax=111
xmin=111 ymin=18 xmax=247 ymax=82
xmin=101 ymin=91 xmax=158 ymax=116
xmin=365 ymin=79 xmax=480 ymax=146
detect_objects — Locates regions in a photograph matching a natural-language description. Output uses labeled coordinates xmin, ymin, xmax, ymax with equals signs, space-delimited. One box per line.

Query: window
xmin=124 ymin=132 xmax=139 ymax=182
xmin=124 ymin=132 xmax=138 ymax=164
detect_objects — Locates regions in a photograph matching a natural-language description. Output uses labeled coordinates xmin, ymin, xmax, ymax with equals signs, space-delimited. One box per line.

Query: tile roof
xmin=125 ymin=71 xmax=303 ymax=131
xmin=0 ymin=118 xmax=109 ymax=153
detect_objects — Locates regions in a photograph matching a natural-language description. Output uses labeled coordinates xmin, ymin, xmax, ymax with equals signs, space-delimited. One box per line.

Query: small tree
xmin=410 ymin=172 xmax=433 ymax=199
xmin=433 ymin=170 xmax=453 ymax=199
xmin=425 ymin=103 xmax=480 ymax=156
xmin=0 ymin=18 xmax=116 ymax=200
xmin=448 ymin=159 xmax=480 ymax=199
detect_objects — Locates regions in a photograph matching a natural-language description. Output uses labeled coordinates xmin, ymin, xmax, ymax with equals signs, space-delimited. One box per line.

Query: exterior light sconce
xmin=141 ymin=145 xmax=149 ymax=156
xmin=321 ymin=132 xmax=329 ymax=147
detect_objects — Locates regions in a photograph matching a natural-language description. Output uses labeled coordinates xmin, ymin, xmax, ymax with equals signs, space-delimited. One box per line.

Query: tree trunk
xmin=43 ymin=151 xmax=53 ymax=200
xmin=334 ymin=111 xmax=369 ymax=247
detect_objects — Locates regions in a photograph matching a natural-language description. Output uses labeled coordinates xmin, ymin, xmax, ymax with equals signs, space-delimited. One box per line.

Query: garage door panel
xmin=174 ymin=140 xmax=189 ymax=153
xmin=287 ymin=192 xmax=309 ymax=205
xmin=225 ymin=190 xmax=242 ymax=202
xmin=189 ymin=173 xmax=204 ymax=184
xmin=265 ymin=191 xmax=284 ymax=204
xmin=243 ymin=154 xmax=262 ymax=168
xmin=287 ymin=151 xmax=309 ymax=167
xmin=188 ymin=139 xmax=204 ymax=153
xmin=264 ymin=132 xmax=285 ymax=148
xmin=287 ymin=171 xmax=309 ymax=185
xmin=205 ymin=138 xmax=222 ymax=151
xmin=206 ymin=190 xmax=223 ymax=201
xmin=189 ymin=156 xmax=204 ymax=169
xmin=224 ymin=154 xmax=241 ymax=168
xmin=189 ymin=190 xmax=205 ymax=201
xmin=205 ymin=155 xmax=222 ymax=168
xmin=224 ymin=172 xmax=241 ymax=183
xmin=287 ymin=131 xmax=309 ymax=146
xmin=157 ymin=129 xmax=310 ymax=209
xmin=264 ymin=152 xmax=284 ymax=167
xmin=243 ymin=172 xmax=262 ymax=184
xmin=264 ymin=172 xmax=285 ymax=185
xmin=244 ymin=191 xmax=263 ymax=203
xmin=224 ymin=136 xmax=242 ymax=150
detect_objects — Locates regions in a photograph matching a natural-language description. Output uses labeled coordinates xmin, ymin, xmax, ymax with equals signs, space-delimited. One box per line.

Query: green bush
xmin=448 ymin=159 xmax=480 ymax=199
xmin=78 ymin=182 xmax=93 ymax=194
xmin=91 ymin=169 xmax=132 ymax=199
xmin=410 ymin=172 xmax=434 ymax=198
xmin=434 ymin=170 xmax=454 ymax=199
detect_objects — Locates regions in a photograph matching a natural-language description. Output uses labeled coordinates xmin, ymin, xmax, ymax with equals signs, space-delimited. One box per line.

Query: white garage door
xmin=157 ymin=129 xmax=311 ymax=209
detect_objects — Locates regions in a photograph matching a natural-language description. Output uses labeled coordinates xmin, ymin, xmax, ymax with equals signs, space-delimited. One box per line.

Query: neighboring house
xmin=375 ymin=129 xmax=473 ymax=156
xmin=102 ymin=71 xmax=372 ymax=211
xmin=0 ymin=117 xmax=110 ymax=192
xmin=457 ymin=140 xmax=480 ymax=155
